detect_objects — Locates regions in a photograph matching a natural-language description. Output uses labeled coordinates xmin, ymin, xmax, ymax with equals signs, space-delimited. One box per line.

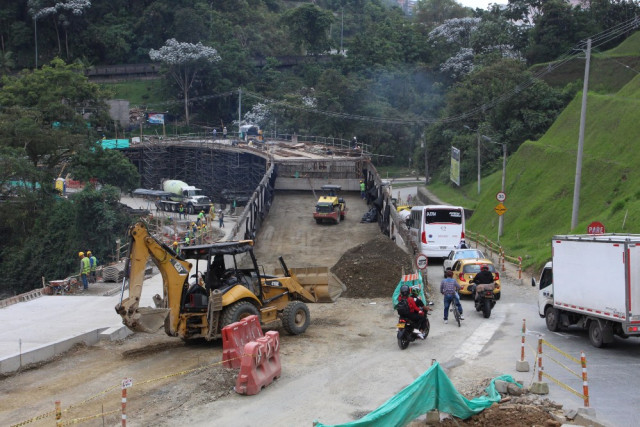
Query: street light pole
xmin=498 ymin=143 xmax=507 ymax=239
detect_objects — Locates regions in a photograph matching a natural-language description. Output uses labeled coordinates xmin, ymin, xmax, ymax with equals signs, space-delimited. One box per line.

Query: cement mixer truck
xmin=132 ymin=179 xmax=211 ymax=215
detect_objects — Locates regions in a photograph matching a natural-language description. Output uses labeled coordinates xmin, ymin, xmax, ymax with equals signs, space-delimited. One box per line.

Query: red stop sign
xmin=587 ymin=221 xmax=605 ymax=235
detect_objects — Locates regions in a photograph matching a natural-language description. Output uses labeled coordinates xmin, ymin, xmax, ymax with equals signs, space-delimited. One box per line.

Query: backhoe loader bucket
xmin=273 ymin=266 xmax=345 ymax=302
xmin=123 ymin=307 xmax=170 ymax=333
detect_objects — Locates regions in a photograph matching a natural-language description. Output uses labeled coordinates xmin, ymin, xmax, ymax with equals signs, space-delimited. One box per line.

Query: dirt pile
xmin=331 ymin=235 xmax=415 ymax=298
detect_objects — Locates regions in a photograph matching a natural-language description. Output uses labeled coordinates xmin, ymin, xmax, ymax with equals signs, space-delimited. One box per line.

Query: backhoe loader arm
xmin=115 ymin=222 xmax=192 ymax=333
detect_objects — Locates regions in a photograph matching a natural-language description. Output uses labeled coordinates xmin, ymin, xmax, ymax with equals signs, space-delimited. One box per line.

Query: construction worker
xmin=360 ymin=180 xmax=366 ymax=199
xmin=178 ymin=204 xmax=185 ymax=219
xmin=172 ymin=241 xmax=180 ymax=256
xmin=78 ymin=252 xmax=90 ymax=290
xmin=87 ymin=251 xmax=98 ymax=283
xmin=184 ymin=236 xmax=191 ymax=246
xmin=208 ymin=203 xmax=215 ymax=224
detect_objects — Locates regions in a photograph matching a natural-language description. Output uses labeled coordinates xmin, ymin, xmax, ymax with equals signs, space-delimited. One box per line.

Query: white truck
xmin=133 ymin=180 xmax=211 ymax=215
xmin=535 ymin=234 xmax=640 ymax=347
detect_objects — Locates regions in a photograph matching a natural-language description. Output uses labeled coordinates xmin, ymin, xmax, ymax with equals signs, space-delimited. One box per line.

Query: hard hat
xmin=78 ymin=252 xmax=84 ymax=257
xmin=172 ymin=241 xmax=178 ymax=246
xmin=87 ymin=251 xmax=92 ymax=255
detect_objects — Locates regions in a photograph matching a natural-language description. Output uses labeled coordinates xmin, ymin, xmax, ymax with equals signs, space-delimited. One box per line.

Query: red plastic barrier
xmin=222 ymin=315 xmax=263 ymax=368
xmin=235 ymin=331 xmax=281 ymax=395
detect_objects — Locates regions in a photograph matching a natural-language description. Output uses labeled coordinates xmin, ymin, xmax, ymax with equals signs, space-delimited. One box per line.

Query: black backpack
xmin=396 ymin=297 xmax=410 ymax=317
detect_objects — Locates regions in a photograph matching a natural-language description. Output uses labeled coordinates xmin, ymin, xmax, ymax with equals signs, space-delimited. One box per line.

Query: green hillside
xmin=533 ymin=31 xmax=640 ymax=94
xmin=451 ymin=73 xmax=640 ymax=269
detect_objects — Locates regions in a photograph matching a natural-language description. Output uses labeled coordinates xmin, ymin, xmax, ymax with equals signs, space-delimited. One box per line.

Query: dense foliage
xmin=0 ymin=61 xmax=139 ymax=295
xmin=1 ymin=0 xmax=639 ymax=292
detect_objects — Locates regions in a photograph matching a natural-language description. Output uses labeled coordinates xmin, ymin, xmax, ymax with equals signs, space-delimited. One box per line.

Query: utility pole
xmin=476 ymin=132 xmax=481 ymax=195
xmin=463 ymin=125 xmax=482 ymax=194
xmin=498 ymin=143 xmax=507 ymax=239
xmin=423 ymin=138 xmax=428 ymax=185
xmin=571 ymin=38 xmax=591 ymax=230
xmin=34 ymin=18 xmax=38 ymax=68
xmin=238 ymin=88 xmax=242 ymax=137
xmin=340 ymin=8 xmax=344 ymax=54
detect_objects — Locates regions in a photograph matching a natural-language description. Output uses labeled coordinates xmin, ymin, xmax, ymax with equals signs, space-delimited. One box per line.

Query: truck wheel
xmin=545 ymin=306 xmax=560 ymax=332
xmin=282 ymin=301 xmax=310 ymax=335
xmin=221 ymin=301 xmax=260 ymax=327
xmin=187 ymin=204 xmax=194 ymax=215
xmin=588 ymin=321 xmax=606 ymax=348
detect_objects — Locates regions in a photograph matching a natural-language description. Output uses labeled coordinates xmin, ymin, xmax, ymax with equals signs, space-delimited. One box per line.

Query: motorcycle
xmin=471 ymin=283 xmax=496 ymax=318
xmin=396 ymin=303 xmax=432 ymax=350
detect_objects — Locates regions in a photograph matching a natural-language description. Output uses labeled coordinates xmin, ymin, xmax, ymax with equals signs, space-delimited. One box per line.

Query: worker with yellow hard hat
xmin=172 ymin=241 xmax=180 ymax=256
xmin=79 ymin=251 xmax=90 ymax=290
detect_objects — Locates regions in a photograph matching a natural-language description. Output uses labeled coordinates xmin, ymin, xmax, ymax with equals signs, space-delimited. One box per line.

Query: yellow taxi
xmin=450 ymin=258 xmax=501 ymax=299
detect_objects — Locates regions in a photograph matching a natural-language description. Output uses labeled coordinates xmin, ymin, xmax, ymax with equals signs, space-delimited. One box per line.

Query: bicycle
xmin=449 ymin=293 xmax=462 ymax=327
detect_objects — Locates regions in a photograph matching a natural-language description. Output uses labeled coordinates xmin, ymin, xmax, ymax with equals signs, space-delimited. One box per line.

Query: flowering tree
xmin=28 ymin=0 xmax=91 ymax=59
xmin=149 ymin=39 xmax=221 ymax=126
xmin=429 ymin=18 xmax=481 ymax=81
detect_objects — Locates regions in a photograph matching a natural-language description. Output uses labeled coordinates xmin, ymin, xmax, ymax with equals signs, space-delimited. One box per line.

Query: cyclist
xmin=440 ymin=270 xmax=463 ymax=324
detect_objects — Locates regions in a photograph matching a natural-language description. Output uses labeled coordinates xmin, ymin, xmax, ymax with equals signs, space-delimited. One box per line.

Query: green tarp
xmin=314 ymin=362 xmax=521 ymax=427
xmin=391 ymin=271 xmax=425 ymax=309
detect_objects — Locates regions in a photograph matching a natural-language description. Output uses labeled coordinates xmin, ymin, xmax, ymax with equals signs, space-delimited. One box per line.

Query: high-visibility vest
xmin=90 ymin=256 xmax=97 ymax=271
xmin=81 ymin=257 xmax=91 ymax=274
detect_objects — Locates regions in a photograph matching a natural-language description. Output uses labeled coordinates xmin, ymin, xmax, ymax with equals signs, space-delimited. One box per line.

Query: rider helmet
xmin=481 ymin=264 xmax=489 ymax=271
xmin=400 ymin=285 xmax=410 ymax=297
xmin=410 ymin=286 xmax=420 ymax=297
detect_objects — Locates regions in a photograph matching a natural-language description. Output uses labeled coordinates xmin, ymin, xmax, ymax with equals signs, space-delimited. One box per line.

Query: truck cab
xmin=534 ymin=261 xmax=554 ymax=328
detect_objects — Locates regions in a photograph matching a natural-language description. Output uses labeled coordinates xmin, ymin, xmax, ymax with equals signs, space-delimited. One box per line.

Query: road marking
xmin=453 ymin=312 xmax=506 ymax=361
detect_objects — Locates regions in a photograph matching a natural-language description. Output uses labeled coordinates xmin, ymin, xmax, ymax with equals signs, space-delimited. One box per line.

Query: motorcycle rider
xmin=397 ymin=285 xmax=426 ymax=339
xmin=440 ymin=269 xmax=463 ymax=323
xmin=471 ymin=264 xmax=495 ymax=302
xmin=411 ymin=285 xmax=430 ymax=329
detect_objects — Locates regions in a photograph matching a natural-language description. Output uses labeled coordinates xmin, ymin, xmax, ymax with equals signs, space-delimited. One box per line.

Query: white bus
xmin=408 ymin=205 xmax=466 ymax=258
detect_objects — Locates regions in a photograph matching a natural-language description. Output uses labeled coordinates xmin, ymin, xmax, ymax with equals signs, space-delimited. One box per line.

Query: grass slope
xmin=457 ymin=74 xmax=640 ymax=270
xmin=100 ymin=79 xmax=167 ymax=106
xmin=532 ymin=30 xmax=640 ymax=94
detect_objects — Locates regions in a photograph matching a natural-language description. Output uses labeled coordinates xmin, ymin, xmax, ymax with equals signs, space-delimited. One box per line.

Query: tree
xmin=415 ymin=0 xmax=470 ymax=28
xmin=0 ymin=58 xmax=108 ymax=173
xmin=281 ymin=4 xmax=334 ymax=55
xmin=149 ymin=38 xmax=221 ymax=126
xmin=70 ymin=147 xmax=140 ymax=192
xmin=28 ymin=0 xmax=91 ymax=60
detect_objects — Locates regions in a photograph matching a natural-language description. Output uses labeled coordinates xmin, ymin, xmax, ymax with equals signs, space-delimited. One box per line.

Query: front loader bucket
xmin=274 ymin=266 xmax=345 ymax=302
xmin=124 ymin=307 xmax=170 ymax=333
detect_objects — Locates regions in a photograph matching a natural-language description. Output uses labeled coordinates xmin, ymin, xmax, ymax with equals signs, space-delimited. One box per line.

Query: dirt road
xmin=1 ymin=192 xmax=549 ymax=427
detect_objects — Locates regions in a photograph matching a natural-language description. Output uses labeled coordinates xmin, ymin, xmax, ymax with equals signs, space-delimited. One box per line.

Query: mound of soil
xmin=332 ymin=235 xmax=415 ymax=298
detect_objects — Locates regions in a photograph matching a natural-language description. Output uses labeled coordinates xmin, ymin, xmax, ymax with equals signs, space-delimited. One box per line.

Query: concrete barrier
xmin=0 ymin=328 xmax=108 ymax=375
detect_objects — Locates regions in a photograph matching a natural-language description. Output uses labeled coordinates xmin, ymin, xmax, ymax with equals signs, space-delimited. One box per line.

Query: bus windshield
xmin=424 ymin=209 xmax=463 ymax=224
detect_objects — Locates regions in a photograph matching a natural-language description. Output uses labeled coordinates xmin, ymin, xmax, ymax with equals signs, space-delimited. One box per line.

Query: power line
xmin=116 ymin=17 xmax=640 ymax=127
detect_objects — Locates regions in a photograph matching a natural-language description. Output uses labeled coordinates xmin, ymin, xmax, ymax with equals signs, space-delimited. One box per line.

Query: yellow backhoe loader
xmin=115 ymin=222 xmax=344 ymax=341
